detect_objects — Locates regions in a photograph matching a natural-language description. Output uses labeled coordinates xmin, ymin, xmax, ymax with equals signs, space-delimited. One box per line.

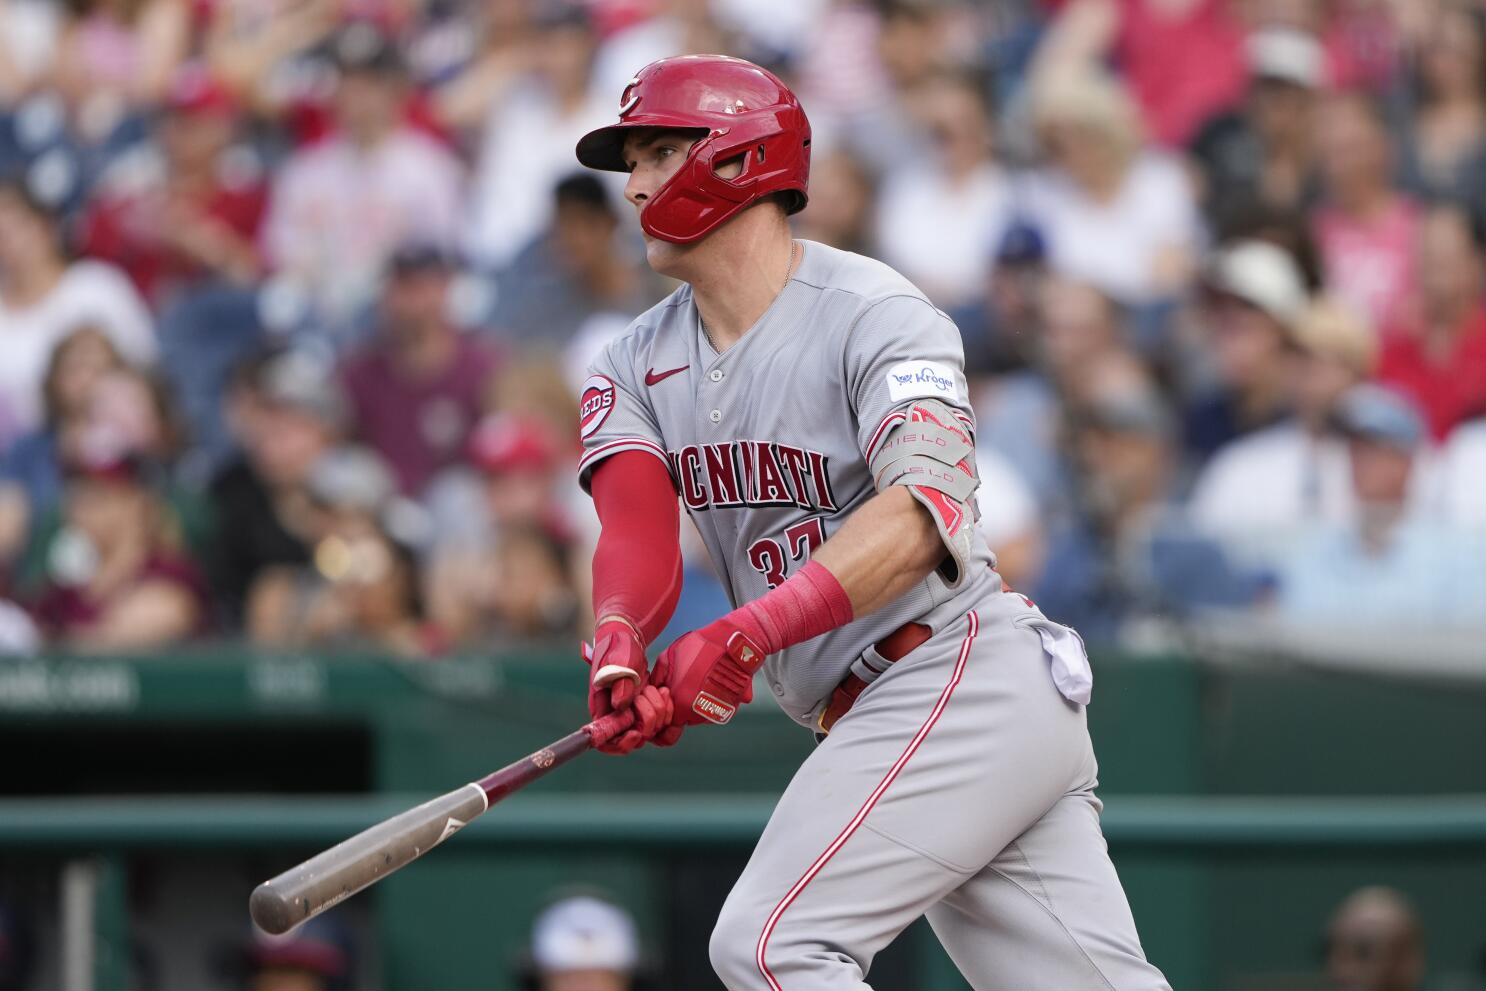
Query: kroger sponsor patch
xmin=885 ymin=361 xmax=958 ymax=402
xmin=579 ymin=374 xmax=617 ymax=439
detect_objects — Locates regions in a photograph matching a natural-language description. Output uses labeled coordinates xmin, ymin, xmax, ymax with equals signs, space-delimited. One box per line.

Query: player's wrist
xmin=595 ymin=613 xmax=645 ymax=645
xmin=712 ymin=561 xmax=854 ymax=656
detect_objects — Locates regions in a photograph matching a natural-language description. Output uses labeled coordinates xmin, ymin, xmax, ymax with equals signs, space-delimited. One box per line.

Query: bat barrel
xmin=250 ymin=783 xmax=488 ymax=935
xmin=249 ymin=718 xmax=620 ymax=934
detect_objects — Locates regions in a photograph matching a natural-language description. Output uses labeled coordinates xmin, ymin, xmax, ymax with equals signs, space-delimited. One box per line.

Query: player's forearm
xmin=698 ymin=488 xmax=938 ymax=659
xmin=812 ymin=487 xmax=945 ymax=617
xmin=590 ymin=452 xmax=683 ymax=643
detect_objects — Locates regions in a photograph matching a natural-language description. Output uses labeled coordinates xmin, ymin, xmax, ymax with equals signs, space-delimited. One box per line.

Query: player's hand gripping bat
xmin=248 ymin=709 xmax=635 ymax=935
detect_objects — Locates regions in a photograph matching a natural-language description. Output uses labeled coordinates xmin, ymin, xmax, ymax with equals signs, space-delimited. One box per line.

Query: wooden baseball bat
xmin=249 ymin=710 xmax=634 ymax=935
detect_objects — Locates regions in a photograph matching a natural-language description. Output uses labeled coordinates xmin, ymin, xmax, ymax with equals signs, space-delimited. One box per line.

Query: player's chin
xmin=642 ymin=235 xmax=689 ymax=274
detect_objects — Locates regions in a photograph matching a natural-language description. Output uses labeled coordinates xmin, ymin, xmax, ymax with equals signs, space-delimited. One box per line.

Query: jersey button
xmin=709 ymin=369 xmax=724 ymax=382
xmin=709 ymin=409 xmax=722 ymax=423
xmin=771 ymin=683 xmax=784 ymax=696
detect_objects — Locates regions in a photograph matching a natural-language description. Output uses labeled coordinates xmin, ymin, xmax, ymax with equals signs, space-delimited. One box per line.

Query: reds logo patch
xmin=693 ymin=692 xmax=736 ymax=725
xmin=579 ymin=375 xmax=617 ymax=439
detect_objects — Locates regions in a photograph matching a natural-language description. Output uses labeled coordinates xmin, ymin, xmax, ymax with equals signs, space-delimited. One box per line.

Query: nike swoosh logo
xmin=645 ymin=365 xmax=689 ymax=386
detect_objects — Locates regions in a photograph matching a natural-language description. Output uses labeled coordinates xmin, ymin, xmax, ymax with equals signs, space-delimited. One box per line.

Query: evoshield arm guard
xmin=868 ymin=400 xmax=980 ymax=587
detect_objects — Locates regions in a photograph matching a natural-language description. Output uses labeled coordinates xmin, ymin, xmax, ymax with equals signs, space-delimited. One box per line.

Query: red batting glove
xmin=651 ymin=620 xmax=767 ymax=746
xmin=598 ymin=683 xmax=675 ymax=755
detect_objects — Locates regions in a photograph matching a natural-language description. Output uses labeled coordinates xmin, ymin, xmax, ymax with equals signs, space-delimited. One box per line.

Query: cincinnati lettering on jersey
xmin=667 ymin=441 xmax=838 ymax=513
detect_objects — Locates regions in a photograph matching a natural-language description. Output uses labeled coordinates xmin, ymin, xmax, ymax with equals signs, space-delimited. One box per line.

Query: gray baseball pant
xmin=709 ymin=592 xmax=1171 ymax=990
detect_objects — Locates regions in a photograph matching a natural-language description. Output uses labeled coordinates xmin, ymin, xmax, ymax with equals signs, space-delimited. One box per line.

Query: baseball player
xmin=575 ymin=55 xmax=1170 ymax=990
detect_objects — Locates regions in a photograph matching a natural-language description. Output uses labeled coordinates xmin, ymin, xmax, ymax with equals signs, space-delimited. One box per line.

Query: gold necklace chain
xmin=702 ymin=239 xmax=798 ymax=354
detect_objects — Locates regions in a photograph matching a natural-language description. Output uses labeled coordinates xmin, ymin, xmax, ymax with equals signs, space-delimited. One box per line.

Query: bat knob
xmin=249 ymin=881 xmax=301 ymax=935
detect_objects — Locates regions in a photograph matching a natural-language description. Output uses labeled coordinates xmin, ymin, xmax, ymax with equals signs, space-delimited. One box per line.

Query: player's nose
xmin=624 ymin=169 xmax=651 ymax=208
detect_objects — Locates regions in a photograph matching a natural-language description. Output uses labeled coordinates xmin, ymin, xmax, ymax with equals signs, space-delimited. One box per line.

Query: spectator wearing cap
xmin=29 ymin=431 xmax=208 ymax=650
xmin=248 ymin=445 xmax=442 ymax=655
xmin=206 ymin=350 xmax=343 ymax=630
xmin=1021 ymin=67 xmax=1203 ymax=307
xmin=1310 ymin=91 xmax=1421 ymax=334
xmin=235 ymin=912 xmax=354 ymax=991
xmin=425 ymin=412 xmax=579 ymax=643
xmin=492 ymin=173 xmax=662 ymax=352
xmin=1189 ymin=297 xmax=1376 ymax=557
xmin=262 ymin=22 xmax=463 ymax=329
xmin=1183 ymin=239 xmax=1310 ymax=462
xmin=1376 ymin=203 xmax=1486 ymax=441
xmin=338 ymin=241 xmax=500 ymax=497
xmin=872 ymin=72 xmax=1015 ymax=310
xmin=80 ymin=62 xmax=266 ymax=306
xmin=519 ymin=894 xmax=641 ymax=991
xmin=0 ymin=179 xmax=156 ymax=445
xmin=1275 ymin=384 xmax=1486 ymax=627
xmin=1189 ymin=27 xmax=1324 ymax=234
xmin=449 ymin=2 xmax=614 ymax=269
xmin=1390 ymin=1 xmax=1486 ymax=221
xmin=957 ymin=221 xmax=1051 ymax=380
xmin=1032 ymin=382 xmax=1266 ymax=644
xmin=1323 ymin=887 xmax=1423 ymax=991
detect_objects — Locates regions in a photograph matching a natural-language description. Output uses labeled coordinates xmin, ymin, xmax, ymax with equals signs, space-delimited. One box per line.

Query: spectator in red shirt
xmin=338 ymin=243 xmax=500 ymax=497
xmin=1311 ymin=91 xmax=1420 ymax=334
xmin=1377 ymin=203 xmax=1486 ymax=441
xmin=1035 ymin=0 xmax=1248 ymax=147
xmin=80 ymin=62 xmax=265 ymax=306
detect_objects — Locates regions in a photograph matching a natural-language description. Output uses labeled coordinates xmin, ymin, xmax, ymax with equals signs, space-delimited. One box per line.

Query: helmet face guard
xmin=576 ymin=55 xmax=811 ymax=244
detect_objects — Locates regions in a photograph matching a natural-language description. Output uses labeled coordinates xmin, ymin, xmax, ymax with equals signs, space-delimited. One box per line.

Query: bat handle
xmin=476 ymin=710 xmax=636 ymax=804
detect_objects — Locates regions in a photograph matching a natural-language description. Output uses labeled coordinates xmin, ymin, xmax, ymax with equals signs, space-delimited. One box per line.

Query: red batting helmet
xmin=575 ymin=54 xmax=811 ymax=244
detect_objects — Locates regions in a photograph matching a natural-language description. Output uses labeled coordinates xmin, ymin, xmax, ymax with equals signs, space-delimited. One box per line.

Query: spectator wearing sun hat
xmin=1189 ymin=296 xmax=1378 ymax=562
xmin=1183 ymin=239 xmax=1311 ymax=463
xmin=1190 ymin=27 xmax=1326 ymax=233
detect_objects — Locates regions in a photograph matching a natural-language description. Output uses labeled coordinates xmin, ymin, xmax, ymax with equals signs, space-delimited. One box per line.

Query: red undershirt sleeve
xmin=589 ymin=451 xmax=683 ymax=645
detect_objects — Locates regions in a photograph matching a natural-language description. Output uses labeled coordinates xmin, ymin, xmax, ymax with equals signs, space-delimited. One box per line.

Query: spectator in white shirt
xmin=1276 ymin=385 xmax=1486 ymax=628
xmin=873 ymin=72 xmax=1015 ymax=309
xmin=262 ymin=23 xmax=463 ymax=330
xmin=1436 ymin=418 xmax=1486 ymax=530
xmin=1189 ymin=296 xmax=1377 ymax=561
xmin=1022 ymin=66 xmax=1202 ymax=306
xmin=0 ymin=180 xmax=155 ymax=445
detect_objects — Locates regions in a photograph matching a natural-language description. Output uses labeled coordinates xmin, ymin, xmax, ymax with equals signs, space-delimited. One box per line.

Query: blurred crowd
xmin=0 ymin=0 xmax=1484 ymax=657
xmin=0 ymin=883 xmax=1445 ymax=990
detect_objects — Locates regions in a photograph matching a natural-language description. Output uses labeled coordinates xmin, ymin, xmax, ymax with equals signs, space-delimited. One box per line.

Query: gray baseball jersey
xmin=581 ymin=240 xmax=1169 ymax=990
xmin=579 ymin=240 xmax=1000 ymax=727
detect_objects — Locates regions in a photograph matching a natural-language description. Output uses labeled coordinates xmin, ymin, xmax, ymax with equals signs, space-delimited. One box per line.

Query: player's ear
xmin=713 ymin=153 xmax=746 ymax=181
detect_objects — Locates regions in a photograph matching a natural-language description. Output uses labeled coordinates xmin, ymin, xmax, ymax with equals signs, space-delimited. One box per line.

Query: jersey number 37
xmin=747 ymin=517 xmax=826 ymax=589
